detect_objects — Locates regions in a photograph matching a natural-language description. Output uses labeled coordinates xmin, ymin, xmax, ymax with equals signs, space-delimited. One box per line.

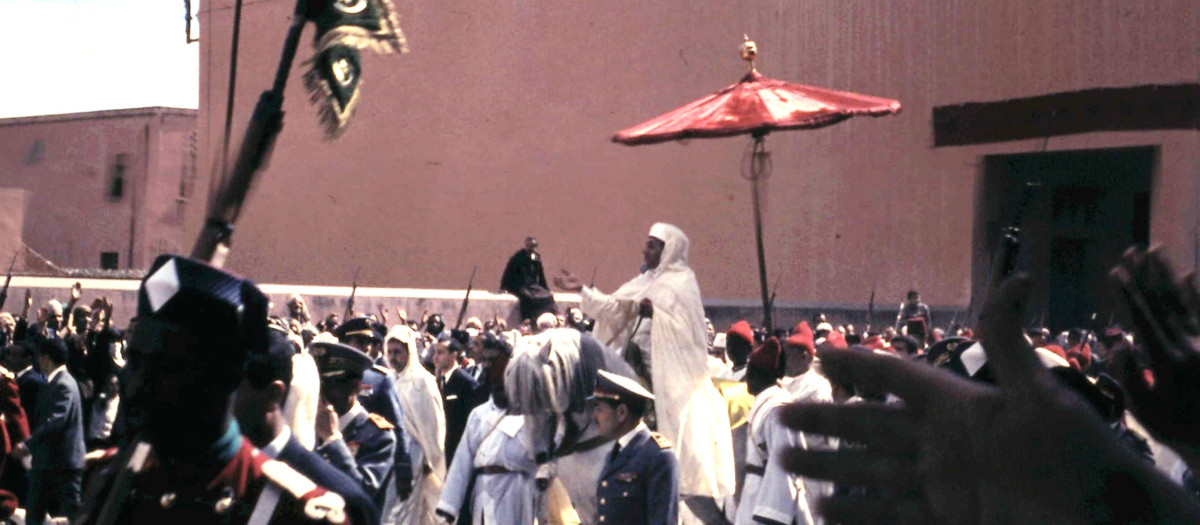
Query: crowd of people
xmin=0 ymin=225 xmax=1196 ymax=524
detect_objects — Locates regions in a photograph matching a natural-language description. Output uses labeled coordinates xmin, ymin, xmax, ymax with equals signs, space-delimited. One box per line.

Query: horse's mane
xmin=505 ymin=328 xmax=631 ymax=416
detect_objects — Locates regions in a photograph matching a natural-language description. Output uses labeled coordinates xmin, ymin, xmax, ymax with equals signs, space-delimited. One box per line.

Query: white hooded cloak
xmin=581 ymin=222 xmax=735 ymax=499
xmin=385 ymin=325 xmax=447 ymax=524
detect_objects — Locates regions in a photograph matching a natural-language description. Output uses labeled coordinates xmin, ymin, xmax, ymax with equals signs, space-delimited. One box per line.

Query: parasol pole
xmin=748 ymin=132 xmax=772 ymax=333
xmin=739 ymin=35 xmax=773 ymax=332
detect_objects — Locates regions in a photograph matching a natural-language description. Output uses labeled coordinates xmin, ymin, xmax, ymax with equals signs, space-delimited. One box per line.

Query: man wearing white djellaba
xmin=556 ymin=222 xmax=736 ymax=523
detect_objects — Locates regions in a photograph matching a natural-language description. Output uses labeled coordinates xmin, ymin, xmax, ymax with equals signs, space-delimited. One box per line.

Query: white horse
xmin=504 ymin=327 xmax=637 ymax=523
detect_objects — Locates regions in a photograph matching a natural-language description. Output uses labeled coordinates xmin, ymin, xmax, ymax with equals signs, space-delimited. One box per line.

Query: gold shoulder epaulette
xmin=368 ymin=413 xmax=395 ymax=430
xmin=650 ymin=432 xmax=672 ymax=449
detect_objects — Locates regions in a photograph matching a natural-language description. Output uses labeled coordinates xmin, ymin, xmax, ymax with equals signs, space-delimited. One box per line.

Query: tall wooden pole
xmin=749 ymin=133 xmax=772 ymax=332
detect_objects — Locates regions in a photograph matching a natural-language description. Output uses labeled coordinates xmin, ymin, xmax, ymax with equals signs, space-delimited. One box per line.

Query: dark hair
xmin=892 ymin=335 xmax=920 ymax=355
xmin=38 ymin=337 xmax=69 ymax=366
xmin=446 ymin=339 xmax=465 ymax=354
xmin=11 ymin=341 xmax=34 ymax=360
xmin=244 ymin=329 xmax=298 ymax=392
xmin=601 ymin=398 xmax=647 ymax=419
xmin=478 ymin=332 xmax=512 ymax=356
xmin=907 ymin=290 xmax=920 ymax=299
xmin=1068 ymin=328 xmax=1086 ymax=343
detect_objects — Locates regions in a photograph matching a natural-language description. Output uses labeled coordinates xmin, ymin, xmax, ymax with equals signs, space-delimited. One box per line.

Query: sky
xmin=0 ymin=0 xmax=199 ymax=118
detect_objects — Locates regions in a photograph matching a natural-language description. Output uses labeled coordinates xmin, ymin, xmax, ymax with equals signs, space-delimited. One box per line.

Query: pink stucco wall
xmin=0 ymin=108 xmax=197 ymax=270
xmin=193 ymin=0 xmax=1200 ymax=309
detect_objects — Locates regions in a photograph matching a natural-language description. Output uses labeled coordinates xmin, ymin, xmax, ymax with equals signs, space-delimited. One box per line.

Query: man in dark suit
xmin=6 ymin=342 xmax=44 ymax=421
xmin=590 ymin=370 xmax=679 ymax=525
xmin=235 ymin=325 xmax=381 ymax=525
xmin=14 ymin=337 xmax=85 ymax=525
xmin=432 ymin=340 xmax=479 ymax=460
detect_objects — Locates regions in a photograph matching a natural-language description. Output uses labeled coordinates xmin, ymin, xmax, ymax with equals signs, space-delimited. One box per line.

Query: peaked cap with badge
xmin=589 ymin=370 xmax=655 ymax=408
xmin=311 ymin=339 xmax=374 ymax=380
xmin=334 ymin=317 xmax=384 ymax=345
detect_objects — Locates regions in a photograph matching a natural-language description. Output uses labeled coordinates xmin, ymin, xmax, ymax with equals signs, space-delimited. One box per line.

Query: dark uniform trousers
xmin=595 ymin=427 xmax=679 ymax=525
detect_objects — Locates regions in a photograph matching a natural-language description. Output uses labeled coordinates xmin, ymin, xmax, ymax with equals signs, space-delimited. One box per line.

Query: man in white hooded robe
xmin=384 ymin=325 xmax=447 ymax=524
xmin=556 ymin=222 xmax=736 ymax=522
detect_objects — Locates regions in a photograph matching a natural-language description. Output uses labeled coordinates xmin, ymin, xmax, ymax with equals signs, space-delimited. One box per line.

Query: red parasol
xmin=613 ymin=37 xmax=901 ymax=331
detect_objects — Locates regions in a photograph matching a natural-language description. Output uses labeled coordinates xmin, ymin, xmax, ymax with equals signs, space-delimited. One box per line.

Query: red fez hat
xmin=728 ymin=320 xmax=754 ymax=346
xmin=786 ymin=321 xmax=815 ymax=354
xmin=822 ymin=330 xmax=849 ymax=351
xmin=747 ymin=337 xmax=783 ymax=376
xmin=0 ymin=490 xmax=16 ymax=519
xmin=1043 ymin=344 xmax=1067 ymax=361
xmin=863 ymin=334 xmax=886 ymax=350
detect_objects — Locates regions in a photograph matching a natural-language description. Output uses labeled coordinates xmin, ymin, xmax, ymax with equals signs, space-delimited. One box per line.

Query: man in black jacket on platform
xmin=499 ymin=236 xmax=557 ymax=322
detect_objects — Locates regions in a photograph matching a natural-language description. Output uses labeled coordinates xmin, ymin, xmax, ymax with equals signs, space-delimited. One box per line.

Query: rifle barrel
xmin=455 ymin=266 xmax=478 ymax=329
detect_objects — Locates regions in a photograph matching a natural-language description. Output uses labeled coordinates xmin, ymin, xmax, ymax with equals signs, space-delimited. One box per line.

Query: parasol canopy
xmin=613 ymin=71 xmax=901 ymax=145
xmin=610 ymin=36 xmax=902 ymax=332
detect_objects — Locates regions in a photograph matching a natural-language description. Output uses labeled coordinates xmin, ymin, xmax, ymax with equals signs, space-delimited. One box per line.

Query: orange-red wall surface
xmin=193 ymin=0 xmax=1200 ymax=312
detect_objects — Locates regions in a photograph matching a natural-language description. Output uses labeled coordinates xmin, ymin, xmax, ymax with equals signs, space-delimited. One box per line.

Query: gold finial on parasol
xmin=740 ymin=34 xmax=758 ymax=73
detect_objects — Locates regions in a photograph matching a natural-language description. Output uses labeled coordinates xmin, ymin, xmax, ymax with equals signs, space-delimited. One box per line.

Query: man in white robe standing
xmin=556 ymin=222 xmax=736 ymax=523
xmin=780 ymin=321 xmax=835 ymax=523
xmin=385 ymin=325 xmax=447 ymax=525
xmin=737 ymin=338 xmax=816 ymax=525
xmin=436 ymin=331 xmax=538 ymax=525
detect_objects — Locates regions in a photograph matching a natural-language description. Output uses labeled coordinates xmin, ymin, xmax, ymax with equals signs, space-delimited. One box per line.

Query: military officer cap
xmin=333 ymin=317 xmax=383 ymax=344
xmin=588 ymin=370 xmax=655 ymax=407
xmin=133 ymin=254 xmax=269 ymax=390
xmin=310 ymin=335 xmax=373 ymax=380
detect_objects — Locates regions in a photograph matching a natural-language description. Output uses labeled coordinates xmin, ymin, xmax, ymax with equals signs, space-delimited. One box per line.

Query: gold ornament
xmin=739 ymin=35 xmax=758 ymax=73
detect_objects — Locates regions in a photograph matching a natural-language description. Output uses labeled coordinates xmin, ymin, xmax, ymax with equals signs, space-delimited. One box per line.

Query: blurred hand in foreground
xmin=778 ymin=273 xmax=1200 ymax=524
xmin=1110 ymin=247 xmax=1200 ymax=469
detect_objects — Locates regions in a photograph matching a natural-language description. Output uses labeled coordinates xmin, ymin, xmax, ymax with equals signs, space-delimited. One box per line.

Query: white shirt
xmin=438 ymin=364 xmax=459 ymax=387
xmin=617 ymin=421 xmax=649 ymax=450
xmin=16 ymin=366 xmax=33 ymax=380
xmin=339 ymin=402 xmax=367 ymax=433
xmin=261 ymin=425 xmax=292 ymax=459
xmin=46 ymin=364 xmax=66 ymax=384
xmin=438 ymin=399 xmax=537 ymax=525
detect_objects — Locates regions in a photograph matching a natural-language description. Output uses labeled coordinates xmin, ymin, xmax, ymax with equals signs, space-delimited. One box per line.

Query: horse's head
xmin=504 ymin=327 xmax=583 ymax=416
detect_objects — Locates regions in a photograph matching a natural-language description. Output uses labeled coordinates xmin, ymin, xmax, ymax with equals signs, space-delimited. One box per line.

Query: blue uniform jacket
xmin=278 ymin=433 xmax=381 ymax=525
xmin=317 ymin=405 xmax=397 ymax=509
xmin=596 ymin=427 xmax=679 ymax=525
xmin=358 ymin=365 xmax=412 ymax=489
